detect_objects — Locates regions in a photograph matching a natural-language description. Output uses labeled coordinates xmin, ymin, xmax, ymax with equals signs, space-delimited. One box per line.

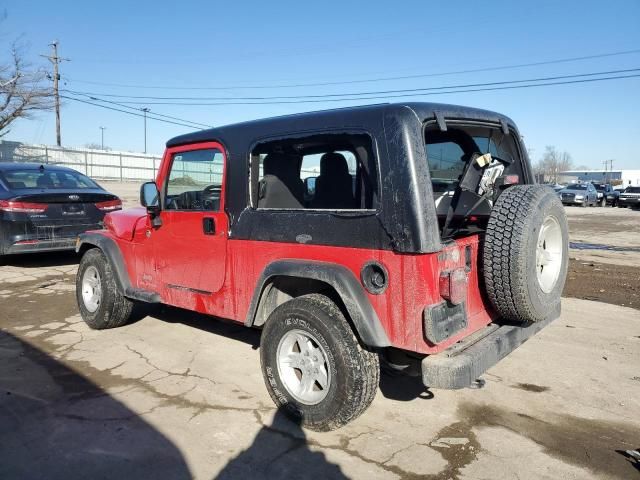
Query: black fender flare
xmin=245 ymin=259 xmax=391 ymax=348
xmin=76 ymin=233 xmax=160 ymax=303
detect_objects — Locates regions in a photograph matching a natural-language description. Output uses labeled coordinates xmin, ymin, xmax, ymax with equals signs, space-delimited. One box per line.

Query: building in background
xmin=558 ymin=169 xmax=640 ymax=188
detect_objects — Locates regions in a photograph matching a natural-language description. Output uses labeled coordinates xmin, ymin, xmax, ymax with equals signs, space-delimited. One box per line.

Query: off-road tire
xmin=483 ymin=185 xmax=568 ymax=323
xmin=76 ymin=248 xmax=134 ymax=329
xmin=260 ymin=294 xmax=379 ymax=431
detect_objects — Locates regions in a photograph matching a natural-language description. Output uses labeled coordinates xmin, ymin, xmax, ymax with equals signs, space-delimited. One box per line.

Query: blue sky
xmin=2 ymin=0 xmax=639 ymax=168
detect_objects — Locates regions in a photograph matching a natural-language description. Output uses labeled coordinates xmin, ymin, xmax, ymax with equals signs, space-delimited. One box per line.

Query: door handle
xmin=203 ymin=217 xmax=216 ymax=235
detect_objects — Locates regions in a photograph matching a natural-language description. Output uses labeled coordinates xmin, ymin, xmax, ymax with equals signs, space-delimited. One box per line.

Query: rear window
xmin=0 ymin=168 xmax=98 ymax=190
xmin=425 ymin=125 xmax=521 ymax=196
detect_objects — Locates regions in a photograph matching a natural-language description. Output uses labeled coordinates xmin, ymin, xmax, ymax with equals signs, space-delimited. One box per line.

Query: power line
xmin=60 ymin=95 xmax=205 ymax=129
xmin=62 ymin=48 xmax=640 ymax=91
xmin=64 ymin=71 xmax=640 ymax=107
xmin=63 ymin=91 xmax=212 ymax=128
xmin=62 ymin=67 xmax=640 ymax=101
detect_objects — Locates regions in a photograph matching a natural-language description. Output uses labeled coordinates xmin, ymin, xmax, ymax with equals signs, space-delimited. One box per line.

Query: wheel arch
xmin=76 ymin=233 xmax=131 ymax=295
xmin=246 ymin=260 xmax=391 ymax=348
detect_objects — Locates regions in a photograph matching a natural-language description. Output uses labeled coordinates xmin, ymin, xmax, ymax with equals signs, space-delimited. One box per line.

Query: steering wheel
xmin=202 ymin=184 xmax=219 ymax=210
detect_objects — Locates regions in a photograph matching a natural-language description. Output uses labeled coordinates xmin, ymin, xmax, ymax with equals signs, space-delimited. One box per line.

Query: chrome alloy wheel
xmin=81 ymin=265 xmax=102 ymax=313
xmin=276 ymin=329 xmax=331 ymax=405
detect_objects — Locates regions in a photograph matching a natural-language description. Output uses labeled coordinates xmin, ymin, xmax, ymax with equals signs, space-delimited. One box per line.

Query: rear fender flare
xmin=246 ymin=259 xmax=391 ymax=348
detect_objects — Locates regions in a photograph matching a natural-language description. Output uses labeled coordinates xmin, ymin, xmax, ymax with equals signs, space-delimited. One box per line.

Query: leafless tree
xmin=534 ymin=146 xmax=574 ymax=184
xmin=0 ymin=42 xmax=54 ymax=137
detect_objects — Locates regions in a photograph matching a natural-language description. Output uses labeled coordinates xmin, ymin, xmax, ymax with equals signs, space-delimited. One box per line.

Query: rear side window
xmin=0 ymin=168 xmax=98 ymax=189
xmin=250 ymin=133 xmax=377 ymax=210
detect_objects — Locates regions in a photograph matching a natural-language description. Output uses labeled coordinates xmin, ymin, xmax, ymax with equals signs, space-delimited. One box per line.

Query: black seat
xmin=36 ymin=175 xmax=54 ymax=188
xmin=258 ymin=153 xmax=304 ymax=208
xmin=313 ymin=152 xmax=355 ymax=209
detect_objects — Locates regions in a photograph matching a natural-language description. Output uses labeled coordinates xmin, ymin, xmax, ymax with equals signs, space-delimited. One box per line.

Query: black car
xmin=0 ymin=162 xmax=121 ymax=257
xmin=593 ymin=183 xmax=619 ymax=206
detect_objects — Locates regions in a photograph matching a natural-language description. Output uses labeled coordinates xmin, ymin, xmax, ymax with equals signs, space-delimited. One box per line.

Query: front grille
xmin=561 ymin=193 xmax=575 ymax=201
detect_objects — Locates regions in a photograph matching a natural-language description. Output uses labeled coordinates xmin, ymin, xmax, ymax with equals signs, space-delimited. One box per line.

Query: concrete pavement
xmin=1 ymin=256 xmax=639 ymax=479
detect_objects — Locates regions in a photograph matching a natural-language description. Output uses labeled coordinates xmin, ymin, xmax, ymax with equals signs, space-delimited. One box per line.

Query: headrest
xmin=320 ymin=152 xmax=349 ymax=177
xmin=263 ymin=153 xmax=300 ymax=177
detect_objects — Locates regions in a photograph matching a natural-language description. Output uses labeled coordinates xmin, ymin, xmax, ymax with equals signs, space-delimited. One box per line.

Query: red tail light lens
xmin=0 ymin=200 xmax=48 ymax=213
xmin=439 ymin=268 xmax=468 ymax=305
xmin=95 ymin=199 xmax=122 ymax=212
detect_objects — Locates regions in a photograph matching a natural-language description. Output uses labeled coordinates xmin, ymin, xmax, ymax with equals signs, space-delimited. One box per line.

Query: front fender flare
xmin=76 ymin=233 xmax=160 ymax=303
xmin=246 ymin=259 xmax=391 ymax=348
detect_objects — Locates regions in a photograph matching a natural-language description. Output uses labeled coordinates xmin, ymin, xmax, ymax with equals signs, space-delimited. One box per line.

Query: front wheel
xmin=76 ymin=248 xmax=134 ymax=329
xmin=599 ymin=197 xmax=606 ymax=207
xmin=260 ymin=294 xmax=379 ymax=431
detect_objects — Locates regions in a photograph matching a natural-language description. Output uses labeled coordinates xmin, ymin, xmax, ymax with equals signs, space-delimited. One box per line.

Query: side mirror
xmin=140 ymin=181 xmax=160 ymax=213
xmin=304 ymin=176 xmax=317 ymax=196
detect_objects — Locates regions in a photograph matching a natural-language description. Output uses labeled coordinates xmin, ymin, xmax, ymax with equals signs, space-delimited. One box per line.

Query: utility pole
xmin=99 ymin=126 xmax=106 ymax=149
xmin=142 ymin=107 xmax=150 ymax=153
xmin=41 ymin=41 xmax=69 ymax=147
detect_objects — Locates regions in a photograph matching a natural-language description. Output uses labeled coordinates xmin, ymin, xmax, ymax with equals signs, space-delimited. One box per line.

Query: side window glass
xmin=250 ymin=133 xmax=376 ymax=210
xmin=165 ymin=148 xmax=224 ymax=211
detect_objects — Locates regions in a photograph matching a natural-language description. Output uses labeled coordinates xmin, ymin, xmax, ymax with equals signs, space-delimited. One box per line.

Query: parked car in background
xmin=618 ymin=186 xmax=640 ymax=209
xmin=0 ymin=163 xmax=121 ymax=259
xmin=593 ymin=183 xmax=619 ymax=207
xmin=559 ymin=183 xmax=598 ymax=207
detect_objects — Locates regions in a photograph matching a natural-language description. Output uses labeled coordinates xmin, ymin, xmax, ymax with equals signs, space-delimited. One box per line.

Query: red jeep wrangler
xmin=75 ymin=103 xmax=568 ymax=431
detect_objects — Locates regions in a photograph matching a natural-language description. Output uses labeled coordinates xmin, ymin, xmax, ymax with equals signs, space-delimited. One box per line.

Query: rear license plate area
xmin=62 ymin=203 xmax=86 ymax=215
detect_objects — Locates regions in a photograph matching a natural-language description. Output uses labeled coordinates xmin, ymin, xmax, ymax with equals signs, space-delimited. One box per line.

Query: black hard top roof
xmin=0 ymin=162 xmax=79 ymax=172
xmin=167 ymin=102 xmax=516 ymax=148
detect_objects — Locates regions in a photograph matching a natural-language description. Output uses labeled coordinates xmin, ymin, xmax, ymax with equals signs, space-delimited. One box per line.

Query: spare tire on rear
xmin=483 ymin=185 xmax=568 ymax=323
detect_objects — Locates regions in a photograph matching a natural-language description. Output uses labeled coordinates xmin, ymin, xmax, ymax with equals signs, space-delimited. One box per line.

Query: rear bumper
xmin=4 ymin=238 xmax=77 ymax=254
xmin=0 ymin=217 xmax=101 ymax=255
xmin=421 ymin=304 xmax=560 ymax=389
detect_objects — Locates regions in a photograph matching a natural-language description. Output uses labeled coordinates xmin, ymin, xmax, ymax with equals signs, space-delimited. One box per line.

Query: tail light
xmin=95 ymin=199 xmax=122 ymax=212
xmin=439 ymin=268 xmax=468 ymax=305
xmin=0 ymin=200 xmax=48 ymax=213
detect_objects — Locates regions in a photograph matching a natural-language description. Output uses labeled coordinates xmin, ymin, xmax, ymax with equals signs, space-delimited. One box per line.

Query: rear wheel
xmin=260 ymin=294 xmax=379 ymax=431
xmin=76 ymin=248 xmax=134 ymax=329
xmin=483 ymin=185 xmax=568 ymax=324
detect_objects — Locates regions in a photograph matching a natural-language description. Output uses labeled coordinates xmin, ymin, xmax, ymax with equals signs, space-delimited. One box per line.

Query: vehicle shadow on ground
xmin=0 ymin=330 xmax=192 ymax=480
xmin=145 ymin=304 xmax=262 ymax=349
xmin=1 ymin=251 xmax=80 ymax=268
xmin=217 ymin=408 xmax=347 ymax=479
xmin=378 ymin=366 xmax=435 ymax=402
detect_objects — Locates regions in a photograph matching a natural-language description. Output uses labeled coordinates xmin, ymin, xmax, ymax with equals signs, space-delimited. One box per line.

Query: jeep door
xmin=151 ymin=143 xmax=228 ymax=294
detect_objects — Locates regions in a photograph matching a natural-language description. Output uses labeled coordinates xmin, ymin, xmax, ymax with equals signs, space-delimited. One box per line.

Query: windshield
xmin=566 ymin=184 xmax=587 ymax=190
xmin=594 ymin=184 xmax=607 ymax=191
xmin=625 ymin=186 xmax=640 ymax=193
xmin=0 ymin=168 xmax=99 ymax=190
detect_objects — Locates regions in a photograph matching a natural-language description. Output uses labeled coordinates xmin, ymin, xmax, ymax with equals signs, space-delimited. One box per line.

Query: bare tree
xmin=534 ymin=146 xmax=574 ymax=184
xmin=0 ymin=42 xmax=53 ymax=137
